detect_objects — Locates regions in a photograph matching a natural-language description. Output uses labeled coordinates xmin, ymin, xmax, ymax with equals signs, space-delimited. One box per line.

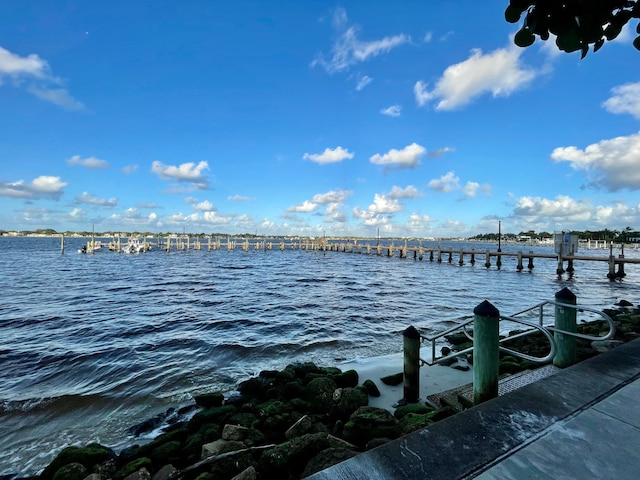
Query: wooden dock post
xmin=458 ymin=249 xmax=464 ymax=266
xmin=527 ymin=252 xmax=534 ymax=270
xmin=470 ymin=250 xmax=475 ymax=265
xmin=418 ymin=247 xmax=423 ymax=261
xmin=402 ymin=325 xmax=421 ymax=404
xmin=437 ymin=247 xmax=442 ymax=263
xmin=429 ymin=250 xmax=434 ymax=261
xmin=485 ymin=251 xmax=491 ymax=268
xmin=617 ymin=245 xmax=626 ymax=278
xmin=448 ymin=251 xmax=453 ymax=263
xmin=60 ymin=234 xmax=64 ymax=254
xmin=566 ymin=258 xmax=575 ymax=274
xmin=517 ymin=252 xmax=523 ymax=271
xmin=473 ymin=300 xmax=500 ymax=405
xmin=557 ymin=244 xmax=565 ymax=275
xmin=496 ymin=253 xmax=502 ymax=269
xmin=553 ymin=287 xmax=577 ymax=369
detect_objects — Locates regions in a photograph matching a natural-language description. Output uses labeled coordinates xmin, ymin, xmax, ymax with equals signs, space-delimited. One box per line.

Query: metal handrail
xmin=497 ymin=315 xmax=557 ymax=363
xmin=418 ymin=300 xmax=614 ymax=368
xmin=420 ymin=314 xmax=557 ymax=367
xmin=509 ymin=300 xmax=616 ymax=342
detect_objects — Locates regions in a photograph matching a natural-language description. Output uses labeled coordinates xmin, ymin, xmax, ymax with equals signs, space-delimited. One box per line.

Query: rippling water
xmin=1 ymin=236 xmax=639 ymax=476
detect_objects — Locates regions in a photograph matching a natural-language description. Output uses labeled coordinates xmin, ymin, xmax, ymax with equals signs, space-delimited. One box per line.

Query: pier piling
xmin=553 ymin=288 xmax=577 ymax=369
xmin=402 ymin=326 xmax=421 ymax=404
xmin=473 ymin=300 xmax=500 ymax=405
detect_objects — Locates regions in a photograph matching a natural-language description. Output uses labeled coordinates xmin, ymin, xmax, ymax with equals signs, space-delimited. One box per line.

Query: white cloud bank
xmin=414 ymin=46 xmax=537 ymax=110
xmin=0 ymin=175 xmax=67 ymax=200
xmin=380 ymin=105 xmax=401 ymax=117
xmin=551 ymin=131 xmax=640 ymax=191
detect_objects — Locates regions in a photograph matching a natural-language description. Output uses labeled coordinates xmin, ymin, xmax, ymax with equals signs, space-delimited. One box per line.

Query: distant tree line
xmin=470 ymin=227 xmax=637 ymax=242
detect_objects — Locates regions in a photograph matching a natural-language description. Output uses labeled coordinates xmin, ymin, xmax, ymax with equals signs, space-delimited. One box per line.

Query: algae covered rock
xmin=259 ymin=432 xmax=329 ymax=477
xmin=304 ymin=377 xmax=338 ymax=413
xmin=342 ymin=406 xmax=400 ymax=447
xmin=40 ymin=443 xmax=116 ymax=480
xmin=51 ymin=462 xmax=88 ymax=480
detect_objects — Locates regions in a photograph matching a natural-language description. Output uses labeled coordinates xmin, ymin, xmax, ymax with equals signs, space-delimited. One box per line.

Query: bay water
xmin=1 ymin=236 xmax=639 ymax=477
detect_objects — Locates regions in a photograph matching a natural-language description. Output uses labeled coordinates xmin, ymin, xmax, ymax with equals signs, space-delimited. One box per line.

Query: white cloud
xmin=312 ymin=11 xmax=410 ymax=74
xmin=513 ymin=195 xmax=595 ymax=223
xmin=332 ymin=7 xmax=348 ymax=29
xmin=312 ymin=189 xmax=352 ymax=204
xmin=423 ymin=32 xmax=433 ymax=43
xmin=380 ymin=105 xmax=401 ymax=117
xmin=287 ymin=200 xmax=318 ymax=213
xmin=193 ymin=200 xmax=216 ymax=212
xmin=75 ymin=192 xmax=117 ymax=207
xmin=428 ymin=171 xmax=460 ymax=192
xmin=28 ymin=86 xmax=84 ymax=110
xmin=370 ymin=143 xmax=425 ymax=169
xmin=303 ymin=146 xmax=354 ymax=164
xmin=0 ymin=175 xmax=67 ymax=200
xmin=353 ymin=185 xmax=418 ymax=223
xmin=0 ymin=46 xmax=83 ymax=110
xmin=407 ymin=213 xmax=435 ymax=233
xmin=387 ymin=185 xmax=420 ymax=199
xmin=428 ymin=146 xmax=454 ymax=158
xmin=151 ymin=160 xmax=209 ymax=189
xmin=122 ymin=164 xmax=139 ymax=174
xmin=356 ymin=75 xmax=373 ymax=91
xmin=228 ymin=194 xmax=253 ymax=201
xmin=602 ymin=82 xmax=640 ymax=119
xmin=0 ymin=46 xmax=47 ymax=79
xmin=414 ymin=46 xmax=537 ymax=110
xmin=287 ymin=189 xmax=352 ymax=215
xmin=550 ymin=131 xmax=640 ymax=191
xmin=462 ymin=181 xmax=491 ymax=198
xmin=67 ymin=155 xmax=110 ymax=169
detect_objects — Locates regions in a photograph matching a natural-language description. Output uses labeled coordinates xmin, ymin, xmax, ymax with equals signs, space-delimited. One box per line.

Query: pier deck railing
xmin=402 ymin=288 xmax=616 ymax=405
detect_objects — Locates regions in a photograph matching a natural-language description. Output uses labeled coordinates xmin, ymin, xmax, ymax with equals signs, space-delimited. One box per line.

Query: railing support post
xmin=473 ymin=300 xmax=500 ymax=405
xmin=553 ymin=287 xmax=577 ymax=368
xmin=403 ymin=325 xmax=421 ymax=404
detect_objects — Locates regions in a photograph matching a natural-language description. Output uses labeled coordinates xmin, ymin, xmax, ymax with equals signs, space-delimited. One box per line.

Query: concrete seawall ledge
xmin=307 ymin=338 xmax=640 ymax=480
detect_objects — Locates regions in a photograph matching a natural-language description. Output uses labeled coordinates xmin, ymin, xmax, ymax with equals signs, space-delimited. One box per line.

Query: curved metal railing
xmin=509 ymin=300 xmax=616 ymax=342
xmin=419 ymin=313 xmax=558 ymax=367
xmin=419 ymin=300 xmax=615 ymax=368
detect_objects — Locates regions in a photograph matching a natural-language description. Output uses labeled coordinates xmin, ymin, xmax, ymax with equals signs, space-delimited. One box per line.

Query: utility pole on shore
xmin=498 ymin=220 xmax=502 ymax=252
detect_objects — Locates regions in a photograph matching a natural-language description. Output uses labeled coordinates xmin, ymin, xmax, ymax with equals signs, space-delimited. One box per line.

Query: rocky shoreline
xmin=12 ymin=302 xmax=640 ymax=480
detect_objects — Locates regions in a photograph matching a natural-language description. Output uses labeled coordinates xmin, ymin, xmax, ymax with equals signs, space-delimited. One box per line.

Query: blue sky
xmin=1 ymin=1 xmax=639 ymax=237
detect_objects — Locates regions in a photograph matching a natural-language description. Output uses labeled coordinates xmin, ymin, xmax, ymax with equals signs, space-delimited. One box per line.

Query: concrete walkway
xmin=307 ymin=338 xmax=640 ymax=480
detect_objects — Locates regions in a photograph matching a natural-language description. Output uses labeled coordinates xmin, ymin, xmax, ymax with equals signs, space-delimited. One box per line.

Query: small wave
xmin=0 ymin=393 xmax=114 ymax=415
xmin=219 ymin=265 xmax=253 ymax=270
xmin=295 ymin=278 xmax=329 ymax=283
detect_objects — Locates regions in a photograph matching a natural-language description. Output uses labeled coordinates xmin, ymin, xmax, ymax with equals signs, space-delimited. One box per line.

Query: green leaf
xmin=505 ymin=5 xmax=522 ymax=23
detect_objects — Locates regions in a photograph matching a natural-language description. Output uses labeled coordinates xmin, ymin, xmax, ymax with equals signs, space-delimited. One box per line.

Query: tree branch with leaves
xmin=505 ymin=0 xmax=640 ymax=58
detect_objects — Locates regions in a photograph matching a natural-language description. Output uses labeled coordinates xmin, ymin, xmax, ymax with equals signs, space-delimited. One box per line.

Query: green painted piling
xmin=553 ymin=288 xmax=577 ymax=368
xmin=473 ymin=300 xmax=500 ymax=405
xmin=403 ymin=325 xmax=421 ymax=404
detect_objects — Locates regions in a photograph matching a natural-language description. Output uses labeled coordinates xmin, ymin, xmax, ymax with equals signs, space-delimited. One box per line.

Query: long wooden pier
xmin=71 ymin=235 xmax=640 ymax=280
